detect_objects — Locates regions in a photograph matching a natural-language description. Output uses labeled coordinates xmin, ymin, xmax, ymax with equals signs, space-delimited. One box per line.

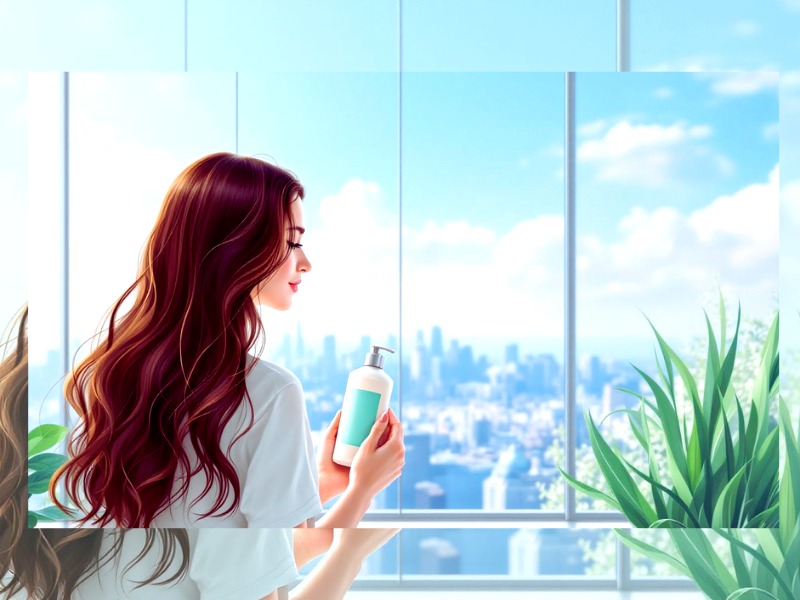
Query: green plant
xmin=559 ymin=292 xmax=780 ymax=528
xmin=614 ymin=394 xmax=800 ymax=599
xmin=28 ymin=423 xmax=72 ymax=526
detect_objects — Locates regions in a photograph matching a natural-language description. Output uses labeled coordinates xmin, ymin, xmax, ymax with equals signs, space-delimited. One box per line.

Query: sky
xmin=1 ymin=0 xmax=795 ymax=369
xmin=23 ymin=70 xmax=779 ymax=368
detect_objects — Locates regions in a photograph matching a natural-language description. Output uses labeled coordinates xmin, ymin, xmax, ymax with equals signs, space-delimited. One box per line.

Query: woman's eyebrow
xmin=287 ymin=226 xmax=305 ymax=234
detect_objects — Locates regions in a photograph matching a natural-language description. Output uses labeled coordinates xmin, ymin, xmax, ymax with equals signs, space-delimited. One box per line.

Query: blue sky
xmin=1 ymin=0 xmax=792 ymax=365
xmin=631 ymin=0 xmax=800 ymax=71
xmin=1 ymin=1 xmax=798 ymax=73
xmin=22 ymin=70 xmax=779 ymax=367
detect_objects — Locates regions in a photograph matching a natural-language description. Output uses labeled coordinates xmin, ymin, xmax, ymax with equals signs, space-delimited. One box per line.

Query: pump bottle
xmin=332 ymin=344 xmax=395 ymax=467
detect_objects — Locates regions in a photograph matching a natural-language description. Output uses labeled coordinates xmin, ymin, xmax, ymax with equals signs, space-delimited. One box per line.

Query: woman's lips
xmin=289 ymin=283 xmax=298 ymax=292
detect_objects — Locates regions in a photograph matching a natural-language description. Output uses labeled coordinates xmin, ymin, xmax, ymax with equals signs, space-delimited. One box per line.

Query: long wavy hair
xmin=50 ymin=152 xmax=305 ymax=527
xmin=0 ymin=305 xmax=189 ymax=599
xmin=0 ymin=305 xmax=27 ymax=556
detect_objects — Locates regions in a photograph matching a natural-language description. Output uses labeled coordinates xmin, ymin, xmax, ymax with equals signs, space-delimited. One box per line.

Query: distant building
xmin=430 ymin=325 xmax=444 ymax=358
xmin=415 ymin=481 xmax=446 ymax=509
xmin=505 ymin=342 xmax=519 ymax=365
xmin=508 ymin=529 xmax=542 ymax=577
xmin=403 ymin=432 xmax=432 ymax=504
xmin=482 ymin=443 xmax=539 ymax=510
xmin=419 ymin=538 xmax=460 ymax=574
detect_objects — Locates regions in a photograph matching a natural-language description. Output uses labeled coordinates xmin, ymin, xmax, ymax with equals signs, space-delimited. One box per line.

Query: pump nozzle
xmin=365 ymin=344 xmax=395 ymax=369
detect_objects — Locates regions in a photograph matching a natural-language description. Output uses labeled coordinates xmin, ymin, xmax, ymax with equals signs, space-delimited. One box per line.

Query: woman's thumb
xmin=363 ymin=410 xmax=389 ymax=449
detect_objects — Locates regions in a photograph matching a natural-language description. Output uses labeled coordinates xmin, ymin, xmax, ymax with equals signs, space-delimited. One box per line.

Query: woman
xmin=2 ymin=527 xmax=399 ymax=599
xmin=0 ymin=302 xmax=399 ymax=598
xmin=48 ymin=153 xmax=405 ymax=528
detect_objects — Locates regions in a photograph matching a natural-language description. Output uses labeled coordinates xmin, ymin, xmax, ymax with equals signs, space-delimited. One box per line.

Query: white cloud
xmin=783 ymin=178 xmax=800 ymax=225
xmin=577 ymin=120 xmax=729 ymax=186
xmin=763 ymin=122 xmax=779 ymax=141
xmin=700 ymin=72 xmax=779 ymax=96
xmin=578 ymin=119 xmax=608 ymax=137
xmin=576 ymin=169 xmax=778 ymax=336
xmin=542 ymin=144 xmax=564 ymax=158
xmin=653 ymin=87 xmax=674 ymax=99
xmin=783 ymin=71 xmax=800 ymax=90
xmin=689 ymin=165 xmax=779 ymax=266
xmin=732 ymin=21 xmax=759 ymax=36
xmin=645 ymin=58 xmax=716 ymax=72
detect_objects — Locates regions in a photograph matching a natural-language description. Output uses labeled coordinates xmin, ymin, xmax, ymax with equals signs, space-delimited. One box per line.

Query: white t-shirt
xmin=145 ymin=355 xmax=322 ymax=528
xmin=5 ymin=529 xmax=297 ymax=600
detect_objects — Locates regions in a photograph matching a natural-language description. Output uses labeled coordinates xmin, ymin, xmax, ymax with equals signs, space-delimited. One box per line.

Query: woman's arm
xmin=281 ymin=529 xmax=399 ymax=600
xmin=293 ymin=528 xmax=334 ymax=569
xmin=314 ymin=486 xmax=372 ymax=528
xmin=284 ymin=546 xmax=362 ymax=600
xmin=316 ymin=409 xmax=405 ymax=528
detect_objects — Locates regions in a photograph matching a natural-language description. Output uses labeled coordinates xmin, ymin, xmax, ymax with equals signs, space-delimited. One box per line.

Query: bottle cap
xmin=364 ymin=344 xmax=395 ymax=369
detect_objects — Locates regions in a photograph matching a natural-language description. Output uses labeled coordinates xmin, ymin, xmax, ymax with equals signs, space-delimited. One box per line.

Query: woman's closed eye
xmin=288 ymin=242 xmax=304 ymax=249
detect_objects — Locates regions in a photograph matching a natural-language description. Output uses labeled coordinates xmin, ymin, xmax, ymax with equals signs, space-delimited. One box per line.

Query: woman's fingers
xmin=363 ymin=410 xmax=390 ymax=450
xmin=324 ymin=410 xmax=342 ymax=442
xmin=386 ymin=417 xmax=404 ymax=444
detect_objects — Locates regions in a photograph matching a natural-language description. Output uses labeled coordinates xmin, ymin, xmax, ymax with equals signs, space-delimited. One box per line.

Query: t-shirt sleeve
xmin=190 ymin=529 xmax=298 ymax=600
xmin=240 ymin=380 xmax=323 ymax=528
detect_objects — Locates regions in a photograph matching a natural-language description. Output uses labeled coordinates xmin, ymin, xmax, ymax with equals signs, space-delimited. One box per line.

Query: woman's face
xmin=252 ymin=194 xmax=311 ymax=311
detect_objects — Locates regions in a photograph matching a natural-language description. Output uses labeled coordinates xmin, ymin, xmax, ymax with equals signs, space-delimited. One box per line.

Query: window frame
xmin=43 ymin=3 xmax=701 ymax=591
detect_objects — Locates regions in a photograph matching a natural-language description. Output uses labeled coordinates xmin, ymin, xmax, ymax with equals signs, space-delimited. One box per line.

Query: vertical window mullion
xmin=564 ymin=72 xmax=577 ymax=522
xmin=59 ymin=71 xmax=70 ymax=510
xmin=235 ymin=72 xmax=239 ymax=154
xmin=617 ymin=532 xmax=632 ymax=590
xmin=617 ymin=0 xmax=630 ymax=71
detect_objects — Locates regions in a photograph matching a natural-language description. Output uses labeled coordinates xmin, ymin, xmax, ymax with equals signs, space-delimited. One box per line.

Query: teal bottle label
xmin=340 ymin=388 xmax=382 ymax=446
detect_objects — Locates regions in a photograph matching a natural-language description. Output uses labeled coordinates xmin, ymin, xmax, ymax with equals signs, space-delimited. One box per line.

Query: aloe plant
xmin=28 ymin=423 xmax=72 ymax=526
xmin=560 ymin=292 xmax=780 ymax=528
xmin=614 ymin=394 xmax=800 ymax=599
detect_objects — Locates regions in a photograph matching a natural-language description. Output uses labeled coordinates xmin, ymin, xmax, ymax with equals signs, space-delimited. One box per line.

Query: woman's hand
xmin=330 ymin=528 xmax=401 ymax=564
xmin=347 ymin=407 xmax=405 ymax=501
xmin=317 ymin=410 xmax=351 ymax=504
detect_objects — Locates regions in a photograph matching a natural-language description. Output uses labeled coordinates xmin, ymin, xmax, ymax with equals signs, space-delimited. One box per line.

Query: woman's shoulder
xmin=245 ymin=354 xmax=303 ymax=405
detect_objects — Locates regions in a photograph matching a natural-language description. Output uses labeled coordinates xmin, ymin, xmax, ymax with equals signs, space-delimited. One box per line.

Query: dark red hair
xmin=51 ymin=152 xmax=305 ymax=527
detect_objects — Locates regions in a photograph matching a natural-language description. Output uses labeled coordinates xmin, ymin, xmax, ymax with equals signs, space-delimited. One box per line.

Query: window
xmin=21 ymin=3 xmax=785 ymax=594
xmin=0 ymin=1 xmax=183 ymax=70
xmin=400 ymin=73 xmax=564 ymax=514
xmin=0 ymin=71 xmax=27 ymax=331
xmin=574 ymin=72 xmax=779 ymax=514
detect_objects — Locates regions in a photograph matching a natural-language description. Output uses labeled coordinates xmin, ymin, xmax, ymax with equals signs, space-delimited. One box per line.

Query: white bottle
xmin=332 ymin=344 xmax=395 ymax=467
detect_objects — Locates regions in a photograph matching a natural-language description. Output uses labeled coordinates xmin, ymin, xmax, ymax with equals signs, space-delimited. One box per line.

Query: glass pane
xmin=238 ymin=72 xmax=400 ymax=512
xmin=0 ymin=1 xmax=184 ymax=70
xmin=401 ymin=529 xmax=615 ymax=577
xmin=27 ymin=73 xmax=63 ymax=431
xmin=630 ymin=0 xmax=800 ymax=71
xmin=401 ymin=73 xmax=564 ymax=511
xmin=403 ymin=0 xmax=615 ymax=71
xmin=630 ymin=529 xmax=691 ymax=579
xmin=27 ymin=73 xmax=235 ymax=513
xmin=575 ymin=73 xmax=779 ymax=513
xmin=0 ymin=71 xmax=27 ymax=335
xmin=68 ymin=73 xmax=235 ymax=366
xmin=191 ymin=1 xmax=398 ymax=71
xmin=781 ymin=69 xmax=800 ymax=421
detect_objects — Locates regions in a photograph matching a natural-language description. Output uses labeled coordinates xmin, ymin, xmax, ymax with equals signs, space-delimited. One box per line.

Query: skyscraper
xmin=430 ymin=325 xmax=444 ymax=358
xmin=482 ymin=444 xmax=538 ymax=510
